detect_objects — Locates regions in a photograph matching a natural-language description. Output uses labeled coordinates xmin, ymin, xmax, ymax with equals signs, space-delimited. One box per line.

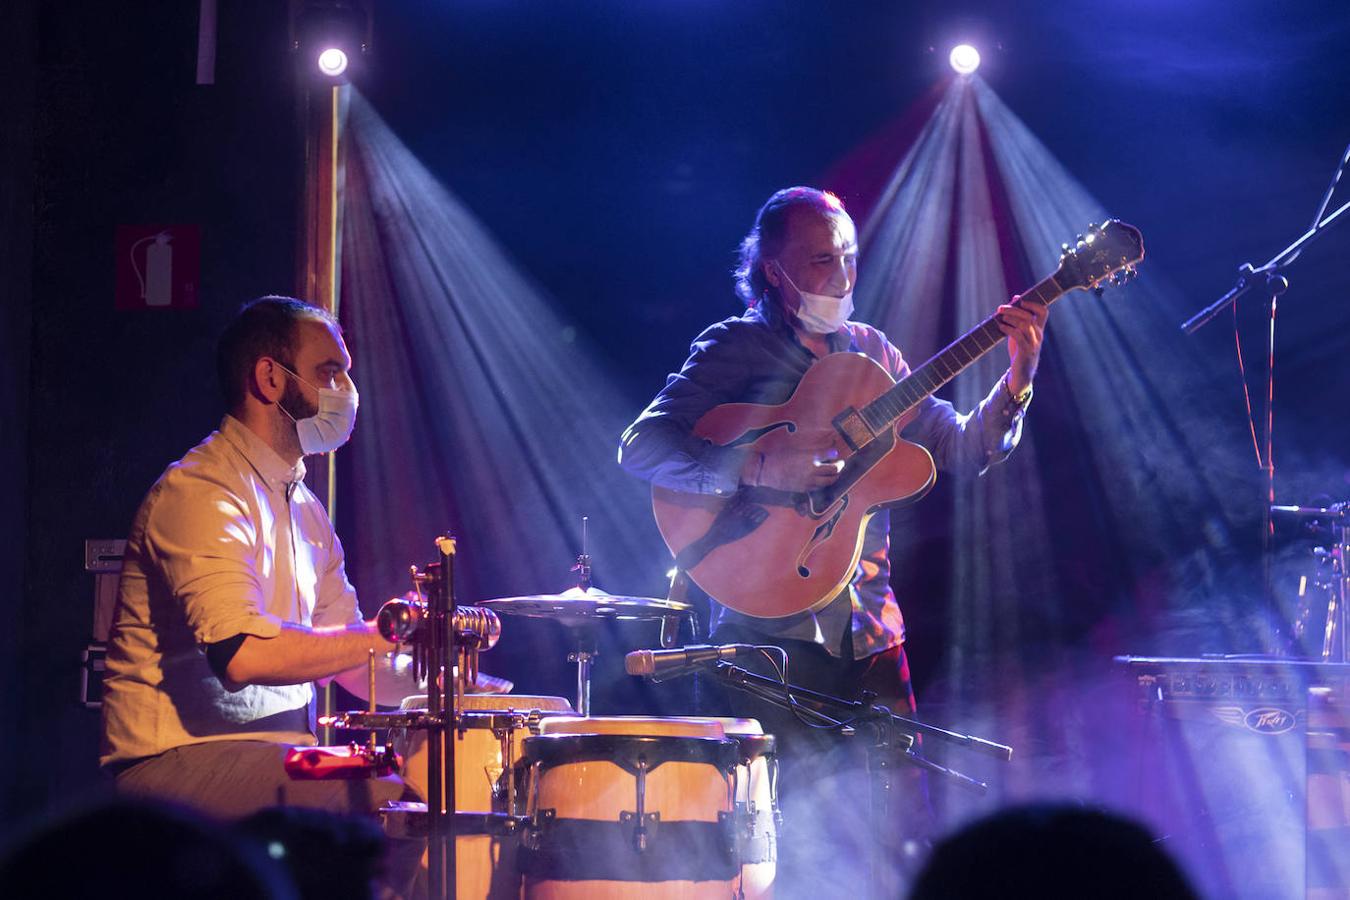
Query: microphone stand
xmin=702 ymin=660 xmax=1013 ymax=900
xmin=1180 ymin=143 xmax=1350 ymax=650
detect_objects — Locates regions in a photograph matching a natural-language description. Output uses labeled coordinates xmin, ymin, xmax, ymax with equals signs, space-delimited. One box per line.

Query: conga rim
xmin=523 ymin=732 xmax=739 ymax=772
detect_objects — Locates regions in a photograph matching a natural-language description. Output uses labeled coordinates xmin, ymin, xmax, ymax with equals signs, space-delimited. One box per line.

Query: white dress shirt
xmin=101 ymin=415 xmax=361 ymax=766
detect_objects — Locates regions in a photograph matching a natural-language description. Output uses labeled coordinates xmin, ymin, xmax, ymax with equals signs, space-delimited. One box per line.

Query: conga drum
xmin=394 ymin=694 xmax=574 ymax=813
xmin=389 ymin=694 xmax=574 ymax=900
xmin=383 ymin=803 xmax=524 ymax=900
xmin=713 ymin=718 xmax=778 ymax=899
xmin=520 ymin=716 xmax=740 ymax=899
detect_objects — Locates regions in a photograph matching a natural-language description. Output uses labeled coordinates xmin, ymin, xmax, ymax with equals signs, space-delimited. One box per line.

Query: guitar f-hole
xmin=795 ymin=496 xmax=848 ymax=578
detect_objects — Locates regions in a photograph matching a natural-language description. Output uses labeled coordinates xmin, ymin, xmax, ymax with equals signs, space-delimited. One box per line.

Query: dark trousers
xmin=114 ymin=740 xmax=423 ymax=894
xmin=703 ymin=625 xmax=929 ymax=899
xmin=114 ymin=740 xmax=411 ymax=819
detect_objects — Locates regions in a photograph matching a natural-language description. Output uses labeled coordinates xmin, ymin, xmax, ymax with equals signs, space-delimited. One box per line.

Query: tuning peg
xmin=1105 ymin=267 xmax=1138 ymax=289
xmin=1061 ymin=242 xmax=1072 ymax=253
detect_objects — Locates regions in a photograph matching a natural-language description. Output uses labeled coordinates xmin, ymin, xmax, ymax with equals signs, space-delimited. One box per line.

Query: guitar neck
xmin=861 ymin=273 xmax=1065 ymax=430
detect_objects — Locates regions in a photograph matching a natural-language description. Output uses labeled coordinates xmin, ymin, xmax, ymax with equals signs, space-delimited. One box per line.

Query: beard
xmin=278 ymin=377 xmax=318 ymax=426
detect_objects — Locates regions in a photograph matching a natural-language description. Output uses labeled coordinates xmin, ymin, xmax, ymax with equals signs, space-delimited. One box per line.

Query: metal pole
xmin=300 ymin=79 xmax=346 ymax=744
xmin=426 ymin=535 xmax=459 ymax=899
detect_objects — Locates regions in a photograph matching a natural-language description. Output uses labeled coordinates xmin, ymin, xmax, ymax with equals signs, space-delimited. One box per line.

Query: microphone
xmin=624 ymin=644 xmax=758 ymax=677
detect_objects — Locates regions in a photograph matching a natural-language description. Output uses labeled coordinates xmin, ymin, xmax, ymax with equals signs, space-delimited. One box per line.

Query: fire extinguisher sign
xmin=114 ymin=224 xmax=201 ymax=311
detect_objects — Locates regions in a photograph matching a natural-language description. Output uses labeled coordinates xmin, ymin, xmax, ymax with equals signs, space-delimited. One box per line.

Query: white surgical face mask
xmin=275 ymin=362 xmax=359 ymax=455
xmin=775 ymin=263 xmax=854 ymax=335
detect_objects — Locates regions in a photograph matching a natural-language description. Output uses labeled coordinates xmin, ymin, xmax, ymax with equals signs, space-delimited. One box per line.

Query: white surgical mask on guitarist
xmin=774 ymin=262 xmax=854 ymax=335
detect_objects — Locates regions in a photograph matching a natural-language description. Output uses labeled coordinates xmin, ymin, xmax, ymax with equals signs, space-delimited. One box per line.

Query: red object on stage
xmin=283 ymin=744 xmax=402 ymax=780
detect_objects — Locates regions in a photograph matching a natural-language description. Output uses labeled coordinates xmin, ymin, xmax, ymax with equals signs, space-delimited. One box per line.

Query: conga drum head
xmin=537 ymin=715 xmax=726 ymax=739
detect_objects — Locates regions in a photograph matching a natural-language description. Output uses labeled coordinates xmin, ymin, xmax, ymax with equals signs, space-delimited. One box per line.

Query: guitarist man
xmin=618 ymin=186 xmax=1047 ymax=888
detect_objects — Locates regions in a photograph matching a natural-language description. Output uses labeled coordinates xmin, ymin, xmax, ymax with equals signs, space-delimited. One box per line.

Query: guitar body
xmin=651 ymin=352 xmax=937 ymax=619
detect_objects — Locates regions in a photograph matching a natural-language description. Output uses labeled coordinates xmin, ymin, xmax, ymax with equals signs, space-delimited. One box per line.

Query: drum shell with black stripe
xmin=519 ymin=717 xmax=740 ymax=899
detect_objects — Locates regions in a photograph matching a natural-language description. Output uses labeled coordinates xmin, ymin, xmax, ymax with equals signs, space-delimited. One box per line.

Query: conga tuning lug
xmin=619 ymin=810 xmax=661 ymax=853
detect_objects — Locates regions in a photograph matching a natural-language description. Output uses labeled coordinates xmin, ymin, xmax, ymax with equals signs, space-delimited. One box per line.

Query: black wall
xmin=2 ymin=0 xmax=36 ymax=829
xmin=7 ymin=2 xmax=302 ymax=830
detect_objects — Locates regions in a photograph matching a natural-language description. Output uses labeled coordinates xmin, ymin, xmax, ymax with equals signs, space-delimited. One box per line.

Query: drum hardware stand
xmin=1272 ymin=503 xmax=1349 ymax=663
xmin=571 ymin=515 xmax=593 ymax=591
xmin=421 ymin=534 xmax=460 ymax=900
xmin=560 ymin=516 xmax=698 ymax=714
xmin=1181 ymin=142 xmax=1350 ymax=650
xmin=567 ymin=632 xmax=598 ymax=717
xmin=319 ymin=546 xmax=507 ymax=900
xmin=479 ymin=540 xmax=699 ymax=716
xmin=701 ymin=661 xmax=1013 ymax=900
xmin=566 ymin=518 xmax=600 ymax=715
xmin=366 ymin=649 xmax=378 ymax=758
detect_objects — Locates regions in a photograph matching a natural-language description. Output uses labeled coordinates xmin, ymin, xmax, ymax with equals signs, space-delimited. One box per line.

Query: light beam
xmin=338 ymin=93 xmax=671 ymax=615
xmin=848 ymin=76 xmax=1297 ymax=891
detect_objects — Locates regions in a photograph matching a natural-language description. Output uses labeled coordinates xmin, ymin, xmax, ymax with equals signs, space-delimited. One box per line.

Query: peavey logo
xmin=1211 ymin=706 xmax=1299 ymax=734
xmin=1245 ymin=708 xmax=1296 ymax=734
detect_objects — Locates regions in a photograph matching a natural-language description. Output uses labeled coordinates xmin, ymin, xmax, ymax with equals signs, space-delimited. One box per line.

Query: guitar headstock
xmin=1055 ymin=219 xmax=1144 ymax=293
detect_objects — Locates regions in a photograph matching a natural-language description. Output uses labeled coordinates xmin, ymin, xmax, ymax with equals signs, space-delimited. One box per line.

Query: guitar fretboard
xmin=860 ymin=274 xmax=1062 ymax=432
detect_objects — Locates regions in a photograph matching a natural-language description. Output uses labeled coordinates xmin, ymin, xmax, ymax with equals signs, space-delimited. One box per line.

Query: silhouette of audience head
xmin=909 ymin=803 xmax=1197 ymax=900
xmin=237 ymin=805 xmax=387 ymax=900
xmin=0 ymin=798 xmax=296 ymax=899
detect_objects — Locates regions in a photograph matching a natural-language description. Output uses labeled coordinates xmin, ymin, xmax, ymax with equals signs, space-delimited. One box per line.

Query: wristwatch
xmin=1003 ymin=372 xmax=1033 ymax=406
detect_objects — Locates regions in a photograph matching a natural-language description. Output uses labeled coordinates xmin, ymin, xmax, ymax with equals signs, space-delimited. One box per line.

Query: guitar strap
xmin=672 ymin=491 xmax=773 ymax=571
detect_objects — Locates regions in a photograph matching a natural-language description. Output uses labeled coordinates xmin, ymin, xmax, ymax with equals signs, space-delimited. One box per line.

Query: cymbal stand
xmin=1273 ymin=503 xmax=1348 ymax=663
xmin=563 ymin=521 xmax=596 ymax=716
xmin=566 ymin=629 xmax=596 ymax=717
xmin=1327 ymin=510 xmax=1348 ymax=663
xmin=570 ymin=515 xmax=592 ymax=592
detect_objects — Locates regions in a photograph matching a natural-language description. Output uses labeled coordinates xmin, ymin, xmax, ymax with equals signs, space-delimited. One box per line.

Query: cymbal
xmin=480 ymin=586 xmax=692 ymax=625
xmin=334 ymin=651 xmax=514 ymax=707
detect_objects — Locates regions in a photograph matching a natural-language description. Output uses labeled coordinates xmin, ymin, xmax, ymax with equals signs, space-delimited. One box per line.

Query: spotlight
xmin=949 ymin=44 xmax=981 ymax=76
xmin=316 ymin=47 xmax=349 ymax=77
xmin=290 ymin=1 xmax=371 ymax=83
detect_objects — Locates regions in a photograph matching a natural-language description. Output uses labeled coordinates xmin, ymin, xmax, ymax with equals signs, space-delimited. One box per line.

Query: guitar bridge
xmin=832 ymin=408 xmax=875 ymax=452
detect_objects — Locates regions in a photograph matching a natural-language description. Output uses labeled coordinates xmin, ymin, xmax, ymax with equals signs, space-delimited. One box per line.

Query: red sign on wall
xmin=114 ymin=224 xmax=201 ymax=310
